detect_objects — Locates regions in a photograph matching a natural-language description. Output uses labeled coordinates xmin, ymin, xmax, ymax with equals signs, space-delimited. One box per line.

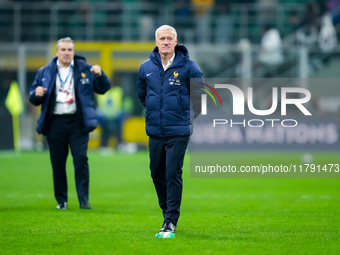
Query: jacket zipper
xmin=160 ymin=68 xmax=164 ymax=137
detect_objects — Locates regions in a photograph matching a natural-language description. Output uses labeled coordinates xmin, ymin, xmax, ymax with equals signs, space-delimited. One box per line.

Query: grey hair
xmin=155 ymin=25 xmax=177 ymax=40
xmin=56 ymin=37 xmax=74 ymax=50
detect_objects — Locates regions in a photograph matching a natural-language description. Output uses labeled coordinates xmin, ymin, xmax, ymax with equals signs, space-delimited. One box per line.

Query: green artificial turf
xmin=0 ymin=151 xmax=339 ymax=255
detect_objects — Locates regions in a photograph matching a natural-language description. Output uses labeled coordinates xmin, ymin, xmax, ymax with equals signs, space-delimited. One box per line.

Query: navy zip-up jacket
xmin=29 ymin=55 xmax=111 ymax=135
xmin=137 ymin=44 xmax=203 ymax=138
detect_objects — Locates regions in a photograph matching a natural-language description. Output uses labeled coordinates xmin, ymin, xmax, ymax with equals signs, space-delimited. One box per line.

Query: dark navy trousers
xmin=46 ymin=114 xmax=90 ymax=205
xmin=148 ymin=136 xmax=189 ymax=226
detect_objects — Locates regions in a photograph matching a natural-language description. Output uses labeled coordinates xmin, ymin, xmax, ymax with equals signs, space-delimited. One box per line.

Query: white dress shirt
xmin=162 ymin=53 xmax=175 ymax=71
xmin=53 ymin=60 xmax=77 ymax=115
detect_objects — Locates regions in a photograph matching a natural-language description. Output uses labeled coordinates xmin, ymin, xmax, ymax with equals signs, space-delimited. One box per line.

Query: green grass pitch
xmin=0 ymin=151 xmax=339 ymax=255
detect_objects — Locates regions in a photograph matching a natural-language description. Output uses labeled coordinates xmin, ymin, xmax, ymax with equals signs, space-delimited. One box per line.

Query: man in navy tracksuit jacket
xmin=29 ymin=37 xmax=111 ymax=210
xmin=137 ymin=25 xmax=203 ymax=235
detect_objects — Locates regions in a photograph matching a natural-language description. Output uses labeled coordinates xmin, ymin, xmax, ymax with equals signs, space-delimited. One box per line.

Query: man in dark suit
xmin=29 ymin=37 xmax=111 ymax=210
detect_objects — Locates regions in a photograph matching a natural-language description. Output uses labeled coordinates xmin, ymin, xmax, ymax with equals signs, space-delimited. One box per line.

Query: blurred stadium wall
xmin=0 ymin=1 xmax=339 ymax=151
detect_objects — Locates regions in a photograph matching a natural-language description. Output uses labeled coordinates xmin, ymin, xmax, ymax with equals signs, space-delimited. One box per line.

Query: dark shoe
xmin=162 ymin=222 xmax=176 ymax=233
xmin=160 ymin=222 xmax=167 ymax=232
xmin=56 ymin=202 xmax=67 ymax=210
xmin=80 ymin=201 xmax=91 ymax=209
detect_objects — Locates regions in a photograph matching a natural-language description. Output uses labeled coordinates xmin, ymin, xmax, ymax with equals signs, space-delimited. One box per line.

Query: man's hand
xmin=35 ymin=86 xmax=47 ymax=97
xmin=90 ymin=65 xmax=102 ymax=77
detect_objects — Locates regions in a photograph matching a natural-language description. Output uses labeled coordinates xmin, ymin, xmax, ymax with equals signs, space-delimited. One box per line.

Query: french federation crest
xmin=80 ymin=72 xmax=90 ymax=84
xmin=169 ymin=70 xmax=181 ymax=86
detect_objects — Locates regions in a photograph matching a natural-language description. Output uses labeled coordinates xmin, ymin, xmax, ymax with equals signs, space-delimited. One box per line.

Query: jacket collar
xmin=150 ymin=44 xmax=189 ymax=68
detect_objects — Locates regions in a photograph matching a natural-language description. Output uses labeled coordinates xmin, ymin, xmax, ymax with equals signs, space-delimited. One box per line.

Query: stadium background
xmin=1 ymin=0 xmax=339 ymax=151
xmin=1 ymin=1 xmax=340 ymax=254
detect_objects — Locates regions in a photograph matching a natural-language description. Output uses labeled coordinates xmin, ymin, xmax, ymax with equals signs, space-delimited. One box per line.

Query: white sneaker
xmin=56 ymin=202 xmax=67 ymax=210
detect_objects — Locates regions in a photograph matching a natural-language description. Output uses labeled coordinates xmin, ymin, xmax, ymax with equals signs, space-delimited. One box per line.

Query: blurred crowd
xmin=0 ymin=0 xmax=338 ymax=44
xmin=0 ymin=0 xmax=339 ymax=151
xmin=258 ymin=0 xmax=339 ymax=73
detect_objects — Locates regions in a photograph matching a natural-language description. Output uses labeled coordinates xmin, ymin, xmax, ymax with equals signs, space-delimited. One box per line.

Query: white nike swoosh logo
xmin=42 ymin=78 xmax=46 ymax=81
xmin=147 ymin=73 xmax=153 ymax=76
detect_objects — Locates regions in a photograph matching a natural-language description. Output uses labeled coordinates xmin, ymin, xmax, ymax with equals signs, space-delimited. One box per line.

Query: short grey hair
xmin=155 ymin=25 xmax=177 ymax=40
xmin=56 ymin=37 xmax=74 ymax=50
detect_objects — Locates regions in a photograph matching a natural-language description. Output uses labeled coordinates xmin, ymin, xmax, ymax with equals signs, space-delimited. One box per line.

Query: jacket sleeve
xmin=29 ymin=68 xmax=45 ymax=106
xmin=137 ymin=66 xmax=146 ymax=108
xmin=93 ymin=70 xmax=111 ymax=95
xmin=189 ymin=61 xmax=204 ymax=119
